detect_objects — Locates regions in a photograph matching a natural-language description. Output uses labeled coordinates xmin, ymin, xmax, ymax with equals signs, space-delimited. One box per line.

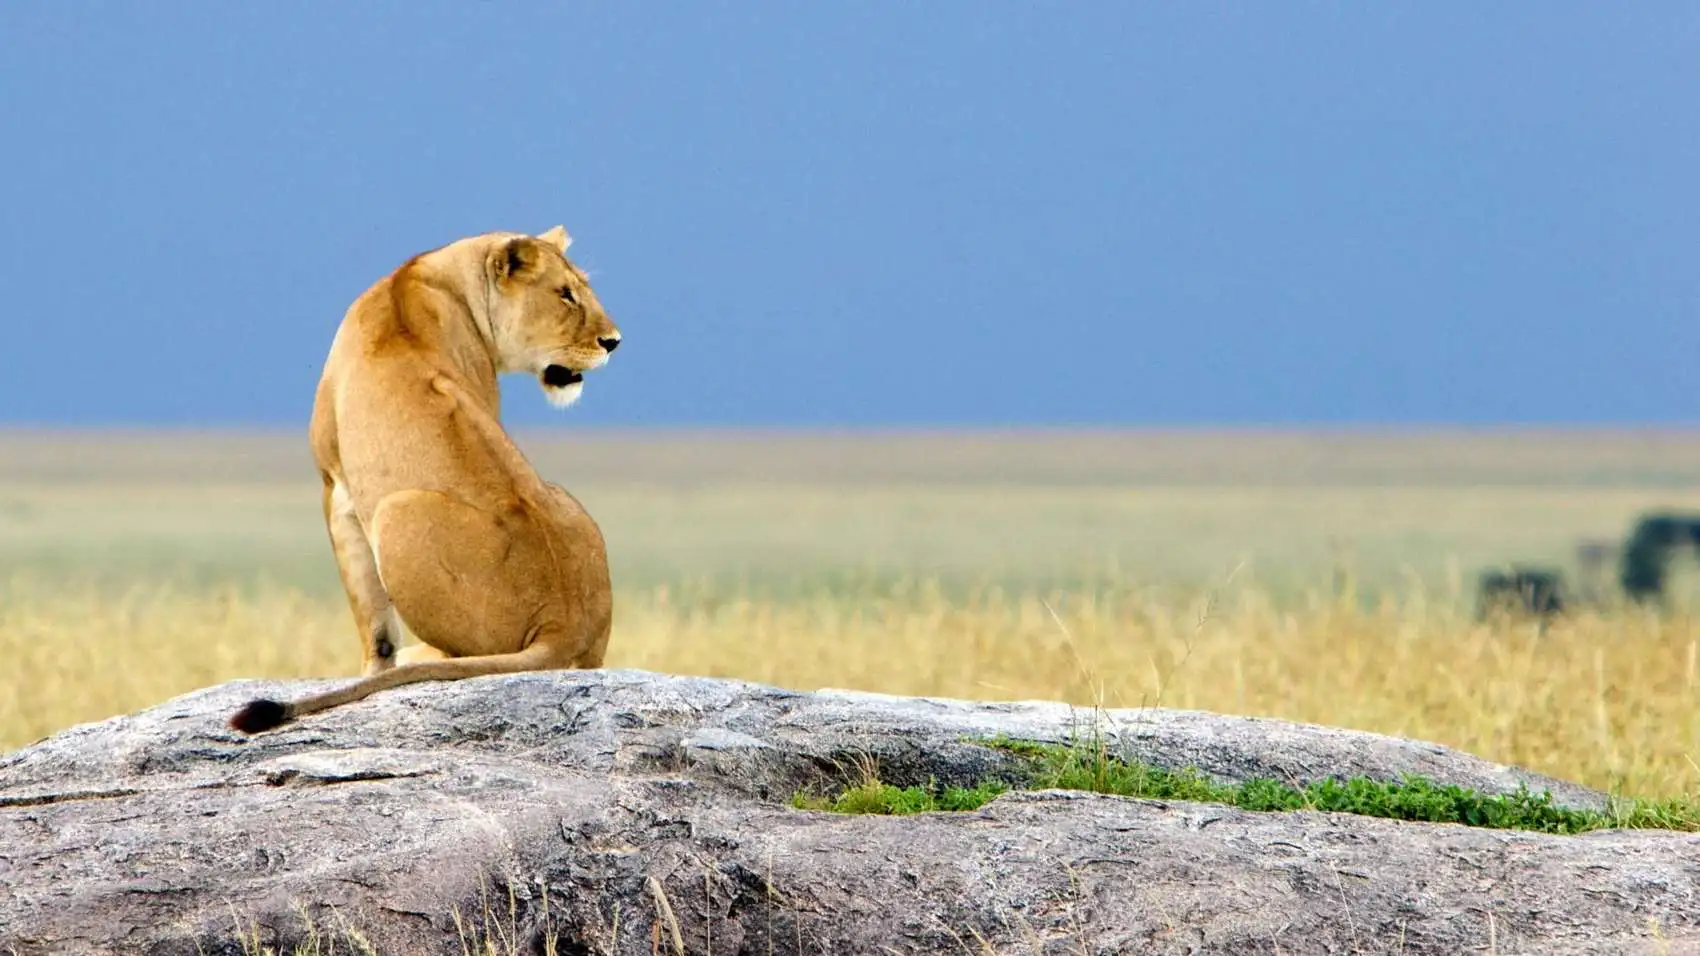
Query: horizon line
xmin=4 ymin=422 xmax=1700 ymax=437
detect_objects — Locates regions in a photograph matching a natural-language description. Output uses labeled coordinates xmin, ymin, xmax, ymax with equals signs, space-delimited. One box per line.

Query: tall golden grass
xmin=5 ymin=576 xmax=1697 ymax=799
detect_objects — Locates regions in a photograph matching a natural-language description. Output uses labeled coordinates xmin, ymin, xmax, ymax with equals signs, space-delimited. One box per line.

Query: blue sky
xmin=1 ymin=4 xmax=1695 ymax=427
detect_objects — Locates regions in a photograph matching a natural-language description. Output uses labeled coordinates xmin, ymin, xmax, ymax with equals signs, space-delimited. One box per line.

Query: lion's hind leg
xmin=365 ymin=489 xmax=547 ymax=661
xmin=396 ymin=642 xmax=450 ymax=664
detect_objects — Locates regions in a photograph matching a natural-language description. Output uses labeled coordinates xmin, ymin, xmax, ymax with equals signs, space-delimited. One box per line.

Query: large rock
xmin=0 ymin=669 xmax=1694 ymax=955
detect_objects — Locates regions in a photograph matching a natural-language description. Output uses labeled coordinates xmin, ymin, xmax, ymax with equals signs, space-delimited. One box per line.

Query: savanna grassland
xmin=5 ymin=427 xmax=1700 ymax=801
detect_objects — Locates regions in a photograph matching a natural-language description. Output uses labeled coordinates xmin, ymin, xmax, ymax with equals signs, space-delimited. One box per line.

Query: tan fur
xmin=230 ymin=227 xmax=621 ymax=733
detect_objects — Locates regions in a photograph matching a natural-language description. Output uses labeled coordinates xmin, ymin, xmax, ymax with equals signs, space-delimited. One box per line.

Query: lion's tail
xmin=228 ymin=642 xmax=558 ymax=734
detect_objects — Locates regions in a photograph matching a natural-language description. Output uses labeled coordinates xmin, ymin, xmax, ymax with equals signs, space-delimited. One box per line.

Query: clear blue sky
xmin=1 ymin=4 xmax=1695 ymax=427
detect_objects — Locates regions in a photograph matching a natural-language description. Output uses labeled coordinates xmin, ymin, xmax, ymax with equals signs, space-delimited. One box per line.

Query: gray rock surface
xmin=1 ymin=668 xmax=1695 ymax=955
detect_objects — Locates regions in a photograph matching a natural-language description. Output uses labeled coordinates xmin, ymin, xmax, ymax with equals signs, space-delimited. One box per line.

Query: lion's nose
xmin=598 ymin=336 xmax=621 ymax=354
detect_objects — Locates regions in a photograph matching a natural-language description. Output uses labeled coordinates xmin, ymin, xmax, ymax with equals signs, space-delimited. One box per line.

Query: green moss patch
xmin=790 ymin=736 xmax=1700 ymax=834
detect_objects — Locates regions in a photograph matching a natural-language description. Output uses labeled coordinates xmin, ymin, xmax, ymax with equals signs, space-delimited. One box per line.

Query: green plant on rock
xmin=791 ymin=777 xmax=1008 ymax=815
xmin=790 ymin=734 xmax=1700 ymax=836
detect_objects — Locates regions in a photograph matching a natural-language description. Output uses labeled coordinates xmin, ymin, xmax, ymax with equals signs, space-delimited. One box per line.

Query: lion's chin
xmin=541 ymin=379 xmax=584 ymax=409
xmin=538 ymin=364 xmax=586 ymax=409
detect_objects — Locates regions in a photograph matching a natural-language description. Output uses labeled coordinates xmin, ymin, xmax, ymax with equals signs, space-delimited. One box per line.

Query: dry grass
xmin=4 ymin=428 xmax=1700 ymax=804
xmin=5 ymin=574 xmax=1699 ymax=798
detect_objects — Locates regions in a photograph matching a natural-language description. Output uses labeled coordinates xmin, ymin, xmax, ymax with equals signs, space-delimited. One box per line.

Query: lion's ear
xmin=492 ymin=237 xmax=540 ymax=281
xmin=537 ymin=225 xmax=571 ymax=253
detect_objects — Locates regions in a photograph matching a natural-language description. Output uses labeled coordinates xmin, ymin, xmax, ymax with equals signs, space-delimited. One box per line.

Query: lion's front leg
xmin=322 ymin=477 xmax=401 ymax=676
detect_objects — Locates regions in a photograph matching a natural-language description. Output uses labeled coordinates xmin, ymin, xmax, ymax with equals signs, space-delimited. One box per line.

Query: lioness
xmin=230 ymin=226 xmax=621 ymax=734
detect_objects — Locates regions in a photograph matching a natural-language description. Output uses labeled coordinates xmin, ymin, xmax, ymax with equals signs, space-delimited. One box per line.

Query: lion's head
xmin=484 ymin=225 xmax=621 ymax=408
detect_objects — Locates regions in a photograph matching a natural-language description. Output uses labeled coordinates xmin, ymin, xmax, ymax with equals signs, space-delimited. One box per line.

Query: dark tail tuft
xmin=229 ymin=698 xmax=293 ymax=734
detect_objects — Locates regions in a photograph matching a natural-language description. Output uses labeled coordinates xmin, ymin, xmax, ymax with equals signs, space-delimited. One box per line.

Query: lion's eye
xmin=559 ymin=287 xmax=577 ymax=304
